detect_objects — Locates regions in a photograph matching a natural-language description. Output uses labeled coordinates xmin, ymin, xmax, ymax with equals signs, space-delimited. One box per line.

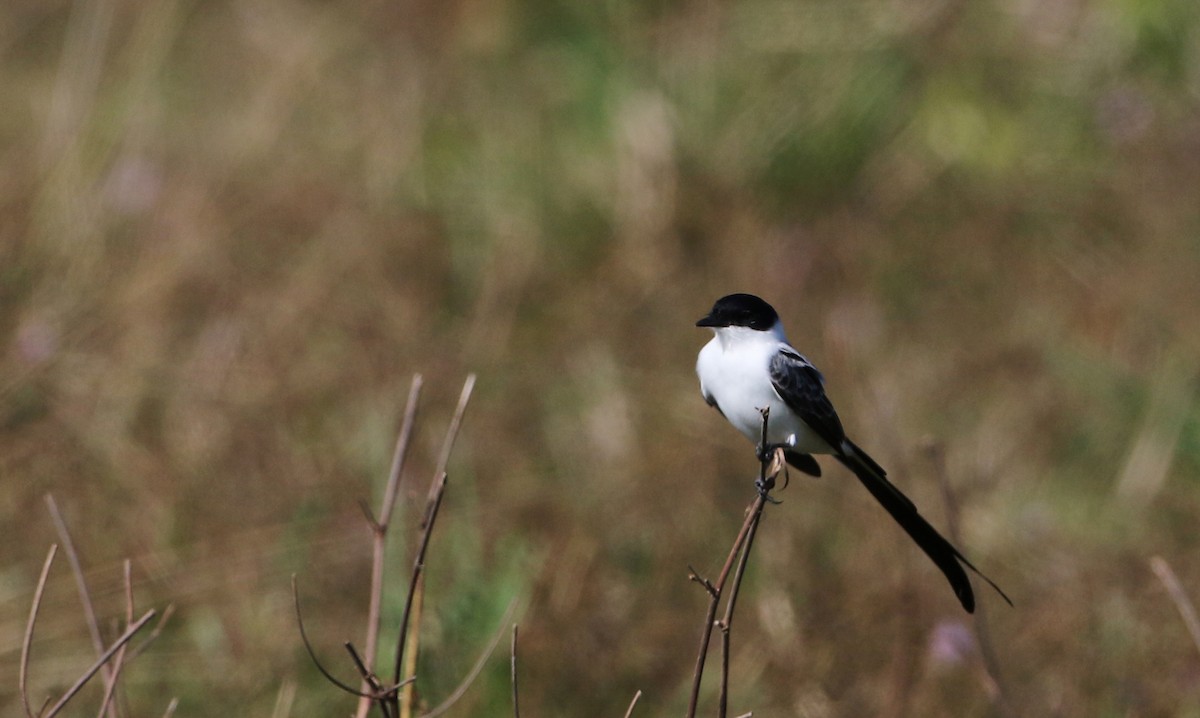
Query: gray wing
xmin=768 ymin=347 xmax=846 ymax=449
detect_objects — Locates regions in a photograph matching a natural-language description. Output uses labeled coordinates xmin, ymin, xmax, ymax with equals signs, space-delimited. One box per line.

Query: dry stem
xmin=399 ymin=373 xmax=477 ymax=716
xmin=20 ymin=544 xmax=58 ymax=718
xmin=623 ymin=690 xmax=643 ymax=718
xmin=43 ymin=610 xmax=156 ymax=718
xmin=45 ymin=493 xmax=119 ymax=714
xmin=96 ymin=559 xmax=135 ymax=718
xmin=685 ymin=408 xmax=779 ymax=718
xmin=295 ymin=374 xmax=477 ymax=717
xmin=355 ymin=374 xmax=424 ymax=718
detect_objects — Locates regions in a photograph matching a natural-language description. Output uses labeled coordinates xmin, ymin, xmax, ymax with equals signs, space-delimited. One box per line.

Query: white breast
xmin=696 ymin=330 xmax=828 ymax=453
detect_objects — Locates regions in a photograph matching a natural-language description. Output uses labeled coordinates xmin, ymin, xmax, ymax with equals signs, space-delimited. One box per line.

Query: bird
xmin=695 ymin=292 xmax=1009 ymax=613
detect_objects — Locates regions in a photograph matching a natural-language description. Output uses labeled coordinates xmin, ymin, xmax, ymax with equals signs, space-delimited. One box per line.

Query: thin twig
xmin=685 ymin=497 xmax=762 ymax=718
xmin=380 ymin=374 xmax=425 ymax=528
xmin=419 ymin=597 xmax=519 ymax=718
xmin=291 ymin=575 xmax=376 ymax=699
xmin=394 ymin=374 xmax=476 ymax=713
xmin=356 ymin=375 xmax=424 ymax=718
xmin=1150 ymin=556 xmax=1200 ymax=658
xmin=390 ymin=471 xmax=449 ymax=701
xmin=345 ymin=642 xmax=384 ymax=696
xmin=45 ymin=494 xmax=117 ymax=700
xmin=623 ymin=690 xmax=643 ymax=718
xmin=432 ymin=374 xmax=478 ymax=495
xmin=400 ymin=582 xmax=424 ymax=718
xmin=21 ymin=544 xmax=58 ymax=718
xmin=161 ymin=697 xmax=179 ymax=718
xmin=126 ymin=603 xmax=175 ymax=663
xmin=718 ymin=482 xmax=768 ymax=718
xmin=510 ymin=624 xmax=520 ymax=718
xmin=96 ymin=560 xmax=135 ymax=718
xmin=686 ymin=408 xmax=776 ymax=718
xmin=43 ymin=609 xmax=156 ymax=718
xmin=717 ymin=440 xmax=776 ymax=718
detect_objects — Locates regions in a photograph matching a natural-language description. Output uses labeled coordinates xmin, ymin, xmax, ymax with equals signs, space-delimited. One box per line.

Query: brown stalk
xmin=623 ymin=690 xmax=643 ymax=718
xmin=355 ymin=374 xmax=424 ymax=718
xmin=718 ymin=463 xmax=771 ymax=718
xmin=400 ymin=587 xmax=423 ymax=718
xmin=96 ymin=559 xmax=135 ymax=718
xmin=295 ymin=375 xmax=475 ymax=717
xmin=397 ymin=373 xmax=477 ymax=716
xmin=45 ymin=493 xmax=119 ymax=710
xmin=389 ymin=470 xmax=449 ymax=711
xmin=126 ymin=603 xmax=175 ymax=663
xmin=291 ymin=575 xmax=379 ymax=701
xmin=20 ymin=544 xmax=58 ymax=718
xmin=43 ymin=609 xmax=156 ymax=718
xmin=686 ymin=408 xmax=778 ymax=718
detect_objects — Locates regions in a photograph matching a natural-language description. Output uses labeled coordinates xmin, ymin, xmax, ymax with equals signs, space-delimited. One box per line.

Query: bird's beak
xmin=696 ymin=314 xmax=723 ymax=328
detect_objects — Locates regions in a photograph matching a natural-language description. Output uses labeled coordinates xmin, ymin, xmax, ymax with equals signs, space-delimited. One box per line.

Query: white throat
xmin=711 ymin=321 xmax=787 ymax=351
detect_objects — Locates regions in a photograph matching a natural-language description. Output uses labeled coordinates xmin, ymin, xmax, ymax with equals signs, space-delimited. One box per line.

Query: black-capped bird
xmin=696 ymin=293 xmax=1009 ymax=613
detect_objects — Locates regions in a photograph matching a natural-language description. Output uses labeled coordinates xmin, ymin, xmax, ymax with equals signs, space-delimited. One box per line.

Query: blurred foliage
xmin=2 ymin=0 xmax=1200 ymax=715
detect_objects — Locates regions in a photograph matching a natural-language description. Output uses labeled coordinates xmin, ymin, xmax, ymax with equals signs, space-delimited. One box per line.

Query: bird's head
xmin=696 ymin=293 xmax=780 ymax=332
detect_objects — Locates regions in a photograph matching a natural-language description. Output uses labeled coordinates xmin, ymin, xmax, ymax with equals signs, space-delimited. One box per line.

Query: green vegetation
xmin=3 ymin=0 xmax=1199 ymax=714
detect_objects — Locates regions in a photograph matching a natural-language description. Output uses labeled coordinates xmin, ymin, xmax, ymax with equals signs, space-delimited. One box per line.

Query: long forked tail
xmin=835 ymin=439 xmax=1012 ymax=613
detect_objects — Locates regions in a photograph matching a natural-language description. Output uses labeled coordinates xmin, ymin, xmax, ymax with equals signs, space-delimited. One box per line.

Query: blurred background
xmin=3 ymin=0 xmax=1200 ymax=714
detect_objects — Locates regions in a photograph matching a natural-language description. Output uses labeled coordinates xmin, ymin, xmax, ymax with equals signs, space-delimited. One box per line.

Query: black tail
xmin=835 ymin=439 xmax=1011 ymax=613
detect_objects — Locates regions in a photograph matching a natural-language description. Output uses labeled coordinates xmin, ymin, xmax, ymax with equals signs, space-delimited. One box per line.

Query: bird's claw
xmin=755 ymin=476 xmax=781 ymax=504
xmin=756 ymin=442 xmax=785 ymax=464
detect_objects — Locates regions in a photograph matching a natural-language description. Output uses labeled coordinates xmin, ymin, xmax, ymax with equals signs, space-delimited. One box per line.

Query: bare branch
xmin=715 ymin=439 xmax=780 ymax=718
xmin=432 ymin=373 xmax=477 ymax=493
xmin=399 ymin=587 xmax=424 ymax=718
xmin=126 ymin=603 xmax=176 ymax=663
xmin=21 ymin=544 xmax=57 ymax=718
xmin=44 ymin=610 xmax=156 ymax=718
xmin=390 ymin=471 xmax=448 ymax=691
xmin=686 ymin=408 xmax=776 ymax=718
xmin=45 ymin=494 xmax=117 ymax=699
xmin=380 ymin=374 xmax=425 ymax=529
xmin=356 ymin=371 xmax=425 ymax=718
xmin=393 ymin=372 xmax=477 ymax=710
xmin=96 ymin=560 xmax=136 ymax=718
xmin=687 ymin=493 xmax=766 ymax=717
xmin=161 ymin=698 xmax=179 ymax=718
xmin=291 ymin=575 xmax=376 ymax=699
xmin=622 ymin=690 xmax=642 ymax=718
xmin=345 ymin=642 xmax=384 ymax=696
xmin=687 ymin=566 xmax=718 ymax=599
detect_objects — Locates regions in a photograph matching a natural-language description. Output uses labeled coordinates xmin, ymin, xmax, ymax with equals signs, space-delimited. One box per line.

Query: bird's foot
xmin=756 ymin=442 xmax=787 ymax=465
xmin=755 ymin=475 xmax=781 ymax=504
